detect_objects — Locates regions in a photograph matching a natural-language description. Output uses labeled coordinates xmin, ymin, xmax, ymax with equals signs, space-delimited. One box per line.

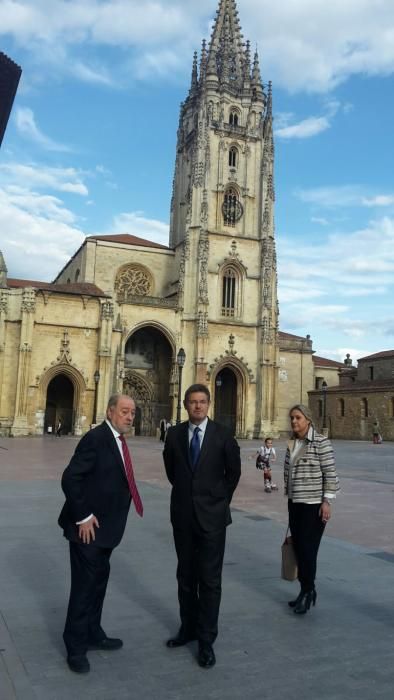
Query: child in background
xmin=256 ymin=437 xmax=277 ymax=492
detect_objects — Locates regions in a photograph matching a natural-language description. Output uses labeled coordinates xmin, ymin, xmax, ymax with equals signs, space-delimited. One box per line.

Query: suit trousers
xmin=288 ymin=500 xmax=325 ymax=593
xmin=63 ymin=541 xmax=112 ymax=657
xmin=173 ymin=513 xmax=226 ymax=645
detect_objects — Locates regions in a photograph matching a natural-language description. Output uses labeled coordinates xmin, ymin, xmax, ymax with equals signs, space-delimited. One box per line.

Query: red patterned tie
xmin=119 ymin=435 xmax=143 ymax=517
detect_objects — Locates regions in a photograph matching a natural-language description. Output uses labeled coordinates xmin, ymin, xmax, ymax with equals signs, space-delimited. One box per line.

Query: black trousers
xmin=172 ymin=515 xmax=226 ymax=645
xmin=63 ymin=541 xmax=113 ymax=657
xmin=288 ymin=500 xmax=325 ymax=593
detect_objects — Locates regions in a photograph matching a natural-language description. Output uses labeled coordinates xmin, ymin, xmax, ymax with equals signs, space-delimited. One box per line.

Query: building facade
xmin=0 ymin=0 xmax=342 ymax=439
xmin=309 ymin=351 xmax=394 ymax=440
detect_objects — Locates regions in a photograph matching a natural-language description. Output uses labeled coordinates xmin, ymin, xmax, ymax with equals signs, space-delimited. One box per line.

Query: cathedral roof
xmin=278 ymin=331 xmax=309 ymax=342
xmin=88 ymin=234 xmax=168 ymax=250
xmin=312 ymin=355 xmax=346 ymax=368
xmin=358 ymin=350 xmax=394 ymax=361
xmin=7 ymin=278 xmax=107 ymax=297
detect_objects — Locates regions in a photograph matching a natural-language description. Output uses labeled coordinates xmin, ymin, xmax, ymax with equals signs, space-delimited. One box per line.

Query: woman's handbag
xmin=281 ymin=527 xmax=298 ymax=581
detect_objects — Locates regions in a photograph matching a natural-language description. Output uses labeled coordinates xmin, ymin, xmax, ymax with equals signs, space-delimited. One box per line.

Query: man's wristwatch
xmin=323 ymin=498 xmax=331 ymax=505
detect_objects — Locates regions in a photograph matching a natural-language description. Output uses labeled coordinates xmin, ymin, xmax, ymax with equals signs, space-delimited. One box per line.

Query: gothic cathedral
xmin=1 ymin=1 xmax=328 ymax=439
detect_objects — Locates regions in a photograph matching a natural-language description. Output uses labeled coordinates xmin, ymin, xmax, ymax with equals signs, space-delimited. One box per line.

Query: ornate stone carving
xmin=115 ymin=265 xmax=152 ymax=300
xmin=228 ymin=334 xmax=235 ymax=351
xmin=200 ymin=190 xmax=208 ymax=224
xmin=178 ymin=233 xmax=190 ymax=293
xmin=198 ymin=230 xmax=209 ymax=304
xmin=123 ymin=370 xmax=153 ymax=402
xmin=197 ymin=311 xmax=208 ymax=337
xmin=57 ymin=330 xmax=72 ymax=364
xmin=101 ymin=300 xmax=114 ymax=320
xmin=21 ymin=288 xmax=36 ymax=314
xmin=0 ymin=291 xmax=8 ymax=315
xmin=193 ymin=161 xmax=204 ymax=187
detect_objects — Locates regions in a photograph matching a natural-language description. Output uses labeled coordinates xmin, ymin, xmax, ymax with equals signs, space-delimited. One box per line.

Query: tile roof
xmin=88 ymin=234 xmax=169 ymax=250
xmin=313 ymin=355 xmax=346 ymax=368
xmin=358 ymin=350 xmax=394 ymax=361
xmin=7 ymin=278 xmax=106 ymax=297
xmin=278 ymin=331 xmax=309 ymax=341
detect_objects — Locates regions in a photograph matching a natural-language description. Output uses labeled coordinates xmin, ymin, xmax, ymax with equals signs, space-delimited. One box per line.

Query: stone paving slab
xmin=0 ymin=437 xmax=393 ymax=698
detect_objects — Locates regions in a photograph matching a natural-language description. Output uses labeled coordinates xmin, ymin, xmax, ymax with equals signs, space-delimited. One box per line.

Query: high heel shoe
xmin=288 ymin=591 xmax=303 ymax=608
xmin=293 ymin=589 xmax=317 ymax=614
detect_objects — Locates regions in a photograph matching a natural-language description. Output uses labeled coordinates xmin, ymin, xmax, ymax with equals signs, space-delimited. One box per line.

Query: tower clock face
xmin=222 ymin=196 xmax=243 ymax=224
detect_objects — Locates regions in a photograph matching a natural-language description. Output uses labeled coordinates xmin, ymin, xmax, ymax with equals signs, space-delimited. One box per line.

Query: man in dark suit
xmin=163 ymin=383 xmax=241 ymax=668
xmin=59 ymin=394 xmax=143 ymax=674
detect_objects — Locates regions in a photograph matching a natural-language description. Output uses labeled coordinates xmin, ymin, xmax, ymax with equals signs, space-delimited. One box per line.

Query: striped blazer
xmin=284 ymin=426 xmax=339 ymax=504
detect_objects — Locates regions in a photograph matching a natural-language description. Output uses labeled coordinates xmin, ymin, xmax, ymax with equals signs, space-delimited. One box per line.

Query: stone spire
xmin=251 ymin=49 xmax=263 ymax=97
xmin=0 ymin=251 xmax=7 ymax=288
xmin=199 ymin=39 xmax=207 ymax=84
xmin=189 ymin=50 xmax=198 ymax=96
xmin=206 ymin=0 xmax=247 ymax=89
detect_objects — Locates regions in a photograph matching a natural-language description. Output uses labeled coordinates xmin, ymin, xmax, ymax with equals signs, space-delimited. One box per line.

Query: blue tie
xmin=190 ymin=427 xmax=201 ymax=467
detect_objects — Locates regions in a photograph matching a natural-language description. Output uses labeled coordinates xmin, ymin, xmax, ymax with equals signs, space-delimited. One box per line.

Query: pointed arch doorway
xmin=214 ymin=367 xmax=237 ymax=435
xmin=123 ymin=325 xmax=173 ymax=435
xmin=44 ymin=374 xmax=74 ymax=435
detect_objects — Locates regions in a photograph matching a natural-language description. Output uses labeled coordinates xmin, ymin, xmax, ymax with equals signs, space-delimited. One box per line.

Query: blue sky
xmin=1 ymin=0 xmax=394 ymax=363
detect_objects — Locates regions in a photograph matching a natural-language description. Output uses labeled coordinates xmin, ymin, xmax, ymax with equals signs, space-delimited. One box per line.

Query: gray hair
xmin=289 ymin=403 xmax=313 ymax=423
xmin=107 ymin=393 xmax=136 ymax=411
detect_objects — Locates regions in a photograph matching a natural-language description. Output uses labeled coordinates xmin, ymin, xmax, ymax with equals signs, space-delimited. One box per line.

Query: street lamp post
xmin=322 ymin=380 xmax=327 ymax=432
xmin=176 ymin=348 xmax=186 ymax=425
xmin=215 ymin=375 xmax=222 ymax=423
xmin=92 ymin=369 xmax=100 ymax=425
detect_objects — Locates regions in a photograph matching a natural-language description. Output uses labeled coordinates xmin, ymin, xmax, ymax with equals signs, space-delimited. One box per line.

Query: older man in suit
xmin=59 ymin=394 xmax=143 ymax=674
xmin=163 ymin=383 xmax=241 ymax=668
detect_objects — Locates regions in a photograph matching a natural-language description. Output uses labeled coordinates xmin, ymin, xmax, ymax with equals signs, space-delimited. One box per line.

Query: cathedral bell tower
xmin=170 ymin=0 xmax=278 ymax=437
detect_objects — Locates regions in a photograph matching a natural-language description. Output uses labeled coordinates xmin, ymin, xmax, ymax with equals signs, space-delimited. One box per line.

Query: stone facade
xmin=309 ymin=351 xmax=394 ymax=440
xmin=0 ymin=1 xmax=343 ymax=439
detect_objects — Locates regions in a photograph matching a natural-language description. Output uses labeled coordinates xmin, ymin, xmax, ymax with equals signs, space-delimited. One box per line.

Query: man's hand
xmin=78 ymin=515 xmax=99 ymax=543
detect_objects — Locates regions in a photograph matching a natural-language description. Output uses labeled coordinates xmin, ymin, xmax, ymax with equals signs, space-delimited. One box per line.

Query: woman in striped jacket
xmin=284 ymin=404 xmax=339 ymax=614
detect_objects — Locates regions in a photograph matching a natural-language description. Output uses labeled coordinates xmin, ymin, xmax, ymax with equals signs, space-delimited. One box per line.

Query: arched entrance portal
xmin=123 ymin=326 xmax=172 ymax=436
xmin=44 ymin=374 xmax=74 ymax=435
xmin=214 ymin=367 xmax=237 ymax=435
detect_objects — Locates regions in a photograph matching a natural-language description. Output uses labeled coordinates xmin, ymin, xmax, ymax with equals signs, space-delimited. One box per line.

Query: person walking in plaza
xmin=58 ymin=394 xmax=143 ymax=674
xmin=163 ymin=383 xmax=241 ymax=668
xmin=284 ymin=404 xmax=339 ymax=615
xmin=372 ymin=419 xmax=382 ymax=444
xmin=159 ymin=418 xmax=166 ymax=442
xmin=255 ymin=437 xmax=277 ymax=492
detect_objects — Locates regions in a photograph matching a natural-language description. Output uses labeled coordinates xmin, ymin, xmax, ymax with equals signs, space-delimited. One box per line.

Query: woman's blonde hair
xmin=289 ymin=404 xmax=313 ymax=424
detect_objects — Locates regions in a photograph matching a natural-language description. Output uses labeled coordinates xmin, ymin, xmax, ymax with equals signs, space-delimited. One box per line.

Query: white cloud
xmin=0 ymin=186 xmax=84 ymax=280
xmin=108 ymin=210 xmax=169 ymax=245
xmin=275 ymin=116 xmax=330 ymax=140
xmin=311 ymin=217 xmax=329 ymax=226
xmin=3 ymin=1 xmax=394 ymax=92
xmin=70 ymin=61 xmax=115 ymax=86
xmin=0 ymin=163 xmax=88 ymax=196
xmin=15 ymin=107 xmax=70 ymax=152
xmin=297 ymin=185 xmax=394 ymax=210
xmin=362 ymin=195 xmax=394 ymax=207
xmin=277 ymin=215 xmax=394 ymax=345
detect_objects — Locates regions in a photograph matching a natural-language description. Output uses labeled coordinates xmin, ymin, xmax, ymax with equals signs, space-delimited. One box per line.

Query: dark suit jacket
xmin=163 ymin=418 xmax=241 ymax=532
xmin=58 ymin=422 xmax=131 ymax=549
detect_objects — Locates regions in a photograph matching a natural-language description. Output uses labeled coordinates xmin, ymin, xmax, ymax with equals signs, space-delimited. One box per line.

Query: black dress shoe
xmin=67 ymin=655 xmax=90 ymax=674
xmin=88 ymin=637 xmax=123 ymax=651
xmin=166 ymin=631 xmax=197 ymax=648
xmin=198 ymin=642 xmax=216 ymax=668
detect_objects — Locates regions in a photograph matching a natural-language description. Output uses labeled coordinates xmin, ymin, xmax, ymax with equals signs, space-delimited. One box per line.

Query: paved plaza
xmin=0 ymin=435 xmax=393 ymax=699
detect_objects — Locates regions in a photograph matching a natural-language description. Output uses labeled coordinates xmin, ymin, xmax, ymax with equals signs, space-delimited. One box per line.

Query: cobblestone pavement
xmin=0 ymin=435 xmax=393 ymax=699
